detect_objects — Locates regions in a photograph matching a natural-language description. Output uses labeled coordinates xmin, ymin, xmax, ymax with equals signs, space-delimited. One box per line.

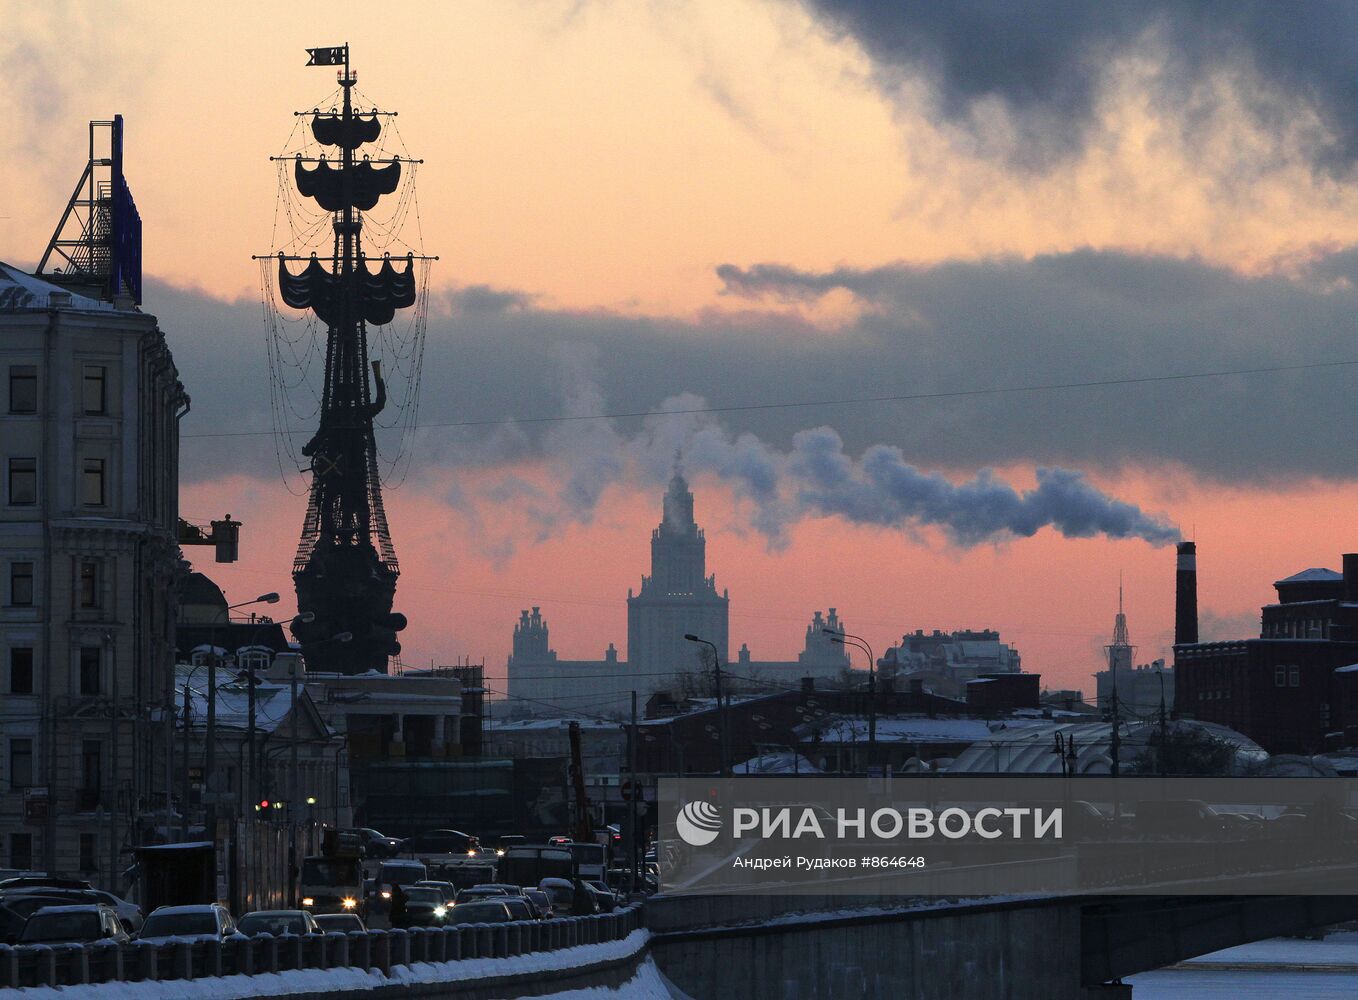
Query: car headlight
xmin=341 ymin=897 xmax=357 ymax=910
xmin=434 ymin=906 xmax=447 ymax=918
xmin=380 ymin=890 xmax=392 ymax=900
xmin=466 ymin=849 xmax=476 ymax=857
xmin=301 ymin=897 xmax=315 ymax=907
xmin=496 ymin=848 xmax=505 ymax=857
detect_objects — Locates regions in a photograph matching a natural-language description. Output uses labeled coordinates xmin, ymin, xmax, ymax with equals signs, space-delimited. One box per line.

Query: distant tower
xmin=627 ymin=470 xmax=730 ymax=675
xmin=1107 ymin=577 xmax=1134 ymax=672
xmin=511 ymin=607 xmax=555 ymax=663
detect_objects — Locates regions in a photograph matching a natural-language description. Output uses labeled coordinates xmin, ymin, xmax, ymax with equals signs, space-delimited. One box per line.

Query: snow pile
xmin=9 ymin=929 xmax=652 ymax=999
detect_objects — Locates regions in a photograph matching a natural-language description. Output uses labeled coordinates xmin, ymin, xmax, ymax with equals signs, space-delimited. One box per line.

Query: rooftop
xmin=0 ymin=262 xmax=119 ymax=313
xmin=1275 ymin=568 xmax=1342 ymax=586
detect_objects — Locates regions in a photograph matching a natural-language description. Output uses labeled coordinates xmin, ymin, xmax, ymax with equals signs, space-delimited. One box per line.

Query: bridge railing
xmin=0 ymin=904 xmax=644 ymax=989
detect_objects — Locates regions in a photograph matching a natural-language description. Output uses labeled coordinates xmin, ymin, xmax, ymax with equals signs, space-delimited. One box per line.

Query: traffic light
xmin=256 ymin=799 xmax=270 ymax=812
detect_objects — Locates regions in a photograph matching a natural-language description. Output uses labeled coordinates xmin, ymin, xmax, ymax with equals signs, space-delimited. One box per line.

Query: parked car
xmin=400 ymin=829 xmax=480 ymax=857
xmin=500 ymin=896 xmax=538 ymax=922
xmin=345 ymin=828 xmax=402 ymax=859
xmin=470 ymin=883 xmax=525 ymax=897
xmin=1 ymin=895 xmax=94 ymax=921
xmin=454 ymin=886 xmax=508 ymax=904
xmin=495 ymin=835 xmax=526 ymax=857
xmin=20 ymin=905 xmax=130 ymax=944
xmin=401 ymin=887 xmax=449 ymax=927
xmin=444 ymin=900 xmax=512 ymax=924
xmin=0 ymin=903 xmax=25 ymax=945
xmin=1 ymin=887 xmax=142 ymax=931
xmin=586 ymin=881 xmax=618 ymax=912
xmin=414 ymin=880 xmax=458 ymax=903
xmin=0 ymin=876 xmax=91 ymax=892
xmin=314 ymin=912 xmax=367 ymax=933
xmin=523 ymin=888 xmax=555 ymax=920
xmin=137 ymin=903 xmax=235 ymax=942
xmin=236 ymin=910 xmax=321 ymax=937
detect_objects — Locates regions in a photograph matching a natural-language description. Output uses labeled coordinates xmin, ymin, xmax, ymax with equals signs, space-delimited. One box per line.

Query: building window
xmin=8 ymin=458 xmax=36 ymax=506
xmin=10 ymin=739 xmax=33 ymax=790
xmin=9 ymin=562 xmax=34 ymax=607
xmin=78 ymin=559 xmax=102 ymax=609
xmin=81 ymin=459 xmax=106 ymax=507
xmin=82 ymin=365 xmax=107 ymax=415
xmin=79 ymin=646 xmax=101 ymax=696
xmin=1289 ymin=666 xmax=1301 ymax=687
xmin=82 ymin=740 xmax=102 ymax=794
xmin=9 ymin=833 xmax=32 ymax=871
xmin=79 ymin=833 xmax=97 ymax=872
xmin=1275 ymin=666 xmax=1287 ymax=687
xmin=8 ymin=365 xmax=37 ymax=414
xmin=9 ymin=647 xmax=33 ymax=694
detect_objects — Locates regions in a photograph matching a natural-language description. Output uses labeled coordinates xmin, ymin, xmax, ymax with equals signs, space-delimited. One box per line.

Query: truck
xmin=496 ymin=845 xmax=574 ymax=888
xmin=298 ymin=854 xmax=364 ymax=916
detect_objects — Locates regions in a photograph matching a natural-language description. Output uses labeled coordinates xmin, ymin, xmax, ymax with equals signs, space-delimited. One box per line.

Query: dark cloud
xmin=155 ymin=245 xmax=1358 ymax=507
xmin=447 ymin=284 xmax=535 ymax=314
xmin=802 ymin=0 xmax=1358 ymax=171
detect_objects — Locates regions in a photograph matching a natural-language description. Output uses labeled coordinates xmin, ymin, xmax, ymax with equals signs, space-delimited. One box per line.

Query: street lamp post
xmin=207 ymin=593 xmax=279 ymax=833
xmin=685 ymin=634 xmax=730 ymax=777
xmin=826 ymin=629 xmax=875 ymax=772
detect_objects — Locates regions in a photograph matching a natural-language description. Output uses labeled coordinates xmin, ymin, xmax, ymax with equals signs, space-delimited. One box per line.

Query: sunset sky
xmin=9 ymin=1 xmax=1358 ymax=708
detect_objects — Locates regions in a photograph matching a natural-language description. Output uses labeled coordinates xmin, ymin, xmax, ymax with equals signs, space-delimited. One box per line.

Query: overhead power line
xmin=181 ymin=356 xmax=1358 ymax=441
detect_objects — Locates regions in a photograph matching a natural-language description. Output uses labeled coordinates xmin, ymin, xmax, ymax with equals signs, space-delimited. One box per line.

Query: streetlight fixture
xmin=684 ymin=634 xmax=730 ymax=777
xmin=206 ymin=592 xmax=282 ymax=834
xmin=825 ymin=628 xmax=876 ymax=772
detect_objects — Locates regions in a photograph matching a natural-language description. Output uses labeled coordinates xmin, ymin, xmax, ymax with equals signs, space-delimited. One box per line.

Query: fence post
xmin=388 ymin=927 xmax=410 ymax=968
xmin=35 ymin=945 xmax=57 ymax=986
xmin=203 ymin=938 xmax=224 ymax=978
xmin=329 ymin=932 xmax=350 ymax=969
xmin=134 ymin=941 xmax=158 ymax=981
xmin=427 ymin=925 xmax=445 ymax=963
xmin=238 ymin=935 xmax=255 ymax=976
xmin=260 ymin=933 xmax=280 ymax=974
xmin=349 ymin=930 xmax=371 ymax=971
xmin=445 ymin=927 xmax=462 ymax=962
xmin=172 ymin=940 xmax=192 ymax=980
xmin=0 ymin=945 xmax=15 ymax=988
xmin=372 ymin=929 xmax=391 ymax=975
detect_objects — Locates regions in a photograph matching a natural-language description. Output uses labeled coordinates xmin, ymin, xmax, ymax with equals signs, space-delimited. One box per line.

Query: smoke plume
xmin=477 ymin=373 xmax=1179 ymax=550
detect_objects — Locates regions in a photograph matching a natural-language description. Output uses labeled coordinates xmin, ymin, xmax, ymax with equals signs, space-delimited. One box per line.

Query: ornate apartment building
xmin=0 ymin=264 xmax=186 ymax=886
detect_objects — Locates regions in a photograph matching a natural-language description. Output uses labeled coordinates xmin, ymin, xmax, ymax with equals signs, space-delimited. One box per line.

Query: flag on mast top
xmin=305 ymin=45 xmax=347 ymax=66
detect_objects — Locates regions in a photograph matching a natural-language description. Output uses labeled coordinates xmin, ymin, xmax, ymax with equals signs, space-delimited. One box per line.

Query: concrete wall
xmin=649 ymin=894 xmax=1087 ymax=1000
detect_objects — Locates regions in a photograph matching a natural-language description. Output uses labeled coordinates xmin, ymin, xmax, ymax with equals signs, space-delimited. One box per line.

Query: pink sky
xmin=10 ymin=4 xmax=1358 ymax=708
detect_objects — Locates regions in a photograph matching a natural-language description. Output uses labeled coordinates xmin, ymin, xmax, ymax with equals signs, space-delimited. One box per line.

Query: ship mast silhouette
xmin=259 ymin=45 xmax=435 ymax=672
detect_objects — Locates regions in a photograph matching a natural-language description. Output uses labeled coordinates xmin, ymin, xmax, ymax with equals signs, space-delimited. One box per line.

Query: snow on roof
xmin=733 ymin=752 xmax=821 ymax=775
xmin=0 ymin=262 xmax=118 ymax=313
xmin=1336 ymin=664 xmax=1358 ymax=674
xmin=1275 ymin=568 xmax=1342 ymax=585
xmin=814 ymin=717 xmax=1044 ymax=744
xmin=175 ymin=663 xmax=298 ymax=734
xmin=945 ymin=718 xmax=1266 ymax=775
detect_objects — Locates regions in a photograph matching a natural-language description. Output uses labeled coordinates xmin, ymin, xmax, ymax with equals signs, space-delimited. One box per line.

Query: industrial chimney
xmin=1175 ymin=541 xmax=1198 ymax=647
xmin=1343 ymin=553 xmax=1358 ymax=603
